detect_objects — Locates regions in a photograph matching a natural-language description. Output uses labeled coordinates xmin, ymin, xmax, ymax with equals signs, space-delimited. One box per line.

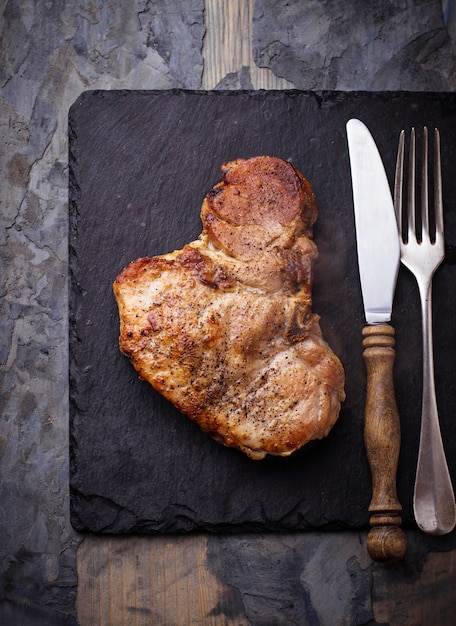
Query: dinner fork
xmin=394 ymin=127 xmax=456 ymax=535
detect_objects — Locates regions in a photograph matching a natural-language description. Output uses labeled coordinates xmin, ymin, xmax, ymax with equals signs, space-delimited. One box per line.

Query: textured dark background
xmin=2 ymin=1 xmax=456 ymax=624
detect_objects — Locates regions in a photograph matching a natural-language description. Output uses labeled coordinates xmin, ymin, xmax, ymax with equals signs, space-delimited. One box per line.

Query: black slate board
xmin=69 ymin=90 xmax=456 ymax=535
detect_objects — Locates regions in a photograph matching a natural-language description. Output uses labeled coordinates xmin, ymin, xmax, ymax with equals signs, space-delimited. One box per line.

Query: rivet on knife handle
xmin=362 ymin=324 xmax=406 ymax=563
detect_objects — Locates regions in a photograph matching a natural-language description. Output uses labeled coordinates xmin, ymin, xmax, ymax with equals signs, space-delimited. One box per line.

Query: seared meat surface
xmin=114 ymin=156 xmax=345 ymax=460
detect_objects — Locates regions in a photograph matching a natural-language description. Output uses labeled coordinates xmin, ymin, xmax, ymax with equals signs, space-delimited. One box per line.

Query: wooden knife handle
xmin=362 ymin=324 xmax=406 ymax=563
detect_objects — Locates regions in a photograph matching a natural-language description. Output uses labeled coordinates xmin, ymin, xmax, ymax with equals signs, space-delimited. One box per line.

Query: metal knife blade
xmin=346 ymin=118 xmax=406 ymax=564
xmin=346 ymin=118 xmax=400 ymax=323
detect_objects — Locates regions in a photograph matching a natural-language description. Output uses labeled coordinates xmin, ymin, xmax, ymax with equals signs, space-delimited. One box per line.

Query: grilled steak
xmin=113 ymin=156 xmax=345 ymax=459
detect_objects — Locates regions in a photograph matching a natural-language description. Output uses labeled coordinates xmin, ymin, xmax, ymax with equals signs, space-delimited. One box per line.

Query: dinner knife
xmin=346 ymin=118 xmax=406 ymax=563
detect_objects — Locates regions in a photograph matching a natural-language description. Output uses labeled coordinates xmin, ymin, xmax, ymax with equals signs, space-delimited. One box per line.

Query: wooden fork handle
xmin=362 ymin=324 xmax=407 ymax=563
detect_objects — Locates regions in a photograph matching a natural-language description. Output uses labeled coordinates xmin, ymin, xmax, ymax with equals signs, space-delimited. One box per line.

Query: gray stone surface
xmin=253 ymin=0 xmax=456 ymax=90
xmin=207 ymin=532 xmax=373 ymax=626
xmin=1 ymin=1 xmax=204 ymax=622
xmin=215 ymin=65 xmax=255 ymax=89
xmin=1 ymin=0 xmax=455 ymax=623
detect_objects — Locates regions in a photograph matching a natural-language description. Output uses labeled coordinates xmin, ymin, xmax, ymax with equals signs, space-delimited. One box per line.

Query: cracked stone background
xmin=1 ymin=1 xmax=456 ymax=624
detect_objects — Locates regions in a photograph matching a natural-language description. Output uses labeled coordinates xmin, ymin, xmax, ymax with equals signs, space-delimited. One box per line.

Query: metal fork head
xmin=394 ymin=127 xmax=445 ymax=259
xmin=393 ymin=127 xmax=455 ymax=535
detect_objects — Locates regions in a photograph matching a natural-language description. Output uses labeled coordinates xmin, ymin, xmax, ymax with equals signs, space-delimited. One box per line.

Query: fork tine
xmin=395 ymin=126 xmax=445 ymax=249
xmin=434 ymin=127 xmax=444 ymax=243
xmin=408 ymin=127 xmax=417 ymax=242
xmin=421 ymin=127 xmax=429 ymax=241
xmin=394 ymin=130 xmax=405 ymax=239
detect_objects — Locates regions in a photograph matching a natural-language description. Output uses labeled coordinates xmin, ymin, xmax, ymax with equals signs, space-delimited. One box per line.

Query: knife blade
xmin=346 ymin=118 xmax=406 ymax=563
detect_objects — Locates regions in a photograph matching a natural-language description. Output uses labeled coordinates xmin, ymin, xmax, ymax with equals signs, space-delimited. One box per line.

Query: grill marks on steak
xmin=114 ymin=156 xmax=345 ymax=460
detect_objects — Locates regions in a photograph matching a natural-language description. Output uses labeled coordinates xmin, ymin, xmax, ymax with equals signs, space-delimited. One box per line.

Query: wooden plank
xmin=202 ymin=0 xmax=294 ymax=89
xmin=76 ymin=535 xmax=248 ymax=626
xmin=77 ymin=533 xmax=456 ymax=625
xmin=373 ymin=547 xmax=456 ymax=625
